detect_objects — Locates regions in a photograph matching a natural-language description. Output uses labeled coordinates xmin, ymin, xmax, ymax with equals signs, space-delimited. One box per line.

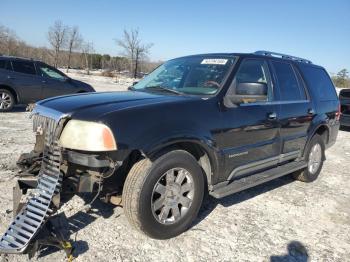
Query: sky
xmin=1 ymin=0 xmax=349 ymax=73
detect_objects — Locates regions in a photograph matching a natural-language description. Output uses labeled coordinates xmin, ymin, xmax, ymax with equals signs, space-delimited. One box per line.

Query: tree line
xmin=0 ymin=21 xmax=158 ymax=77
xmin=331 ymin=69 xmax=350 ymax=88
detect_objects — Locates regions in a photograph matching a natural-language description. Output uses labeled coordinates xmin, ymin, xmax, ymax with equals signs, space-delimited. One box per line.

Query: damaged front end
xmin=0 ymin=106 xmax=122 ymax=257
xmin=0 ymin=111 xmax=65 ymax=254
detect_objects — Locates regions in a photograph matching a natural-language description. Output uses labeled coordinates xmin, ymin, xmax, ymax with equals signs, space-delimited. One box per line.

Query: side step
xmin=210 ymin=161 xmax=307 ymax=199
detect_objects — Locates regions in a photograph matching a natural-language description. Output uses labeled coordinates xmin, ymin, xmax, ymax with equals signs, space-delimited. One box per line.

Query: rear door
xmin=10 ymin=60 xmax=43 ymax=103
xmin=219 ymin=58 xmax=281 ymax=181
xmin=270 ymin=60 xmax=313 ymax=157
xmin=36 ymin=62 xmax=75 ymax=98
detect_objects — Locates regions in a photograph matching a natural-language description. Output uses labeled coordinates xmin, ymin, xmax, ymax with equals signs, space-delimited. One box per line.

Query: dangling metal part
xmin=0 ymin=114 xmax=64 ymax=254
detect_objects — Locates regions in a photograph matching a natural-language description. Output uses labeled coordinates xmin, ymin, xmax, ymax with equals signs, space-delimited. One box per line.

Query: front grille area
xmin=0 ymin=115 xmax=64 ymax=253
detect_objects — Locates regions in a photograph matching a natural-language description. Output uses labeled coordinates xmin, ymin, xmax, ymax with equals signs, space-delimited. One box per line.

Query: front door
xmin=219 ymin=58 xmax=280 ymax=181
xmin=36 ymin=62 xmax=74 ymax=99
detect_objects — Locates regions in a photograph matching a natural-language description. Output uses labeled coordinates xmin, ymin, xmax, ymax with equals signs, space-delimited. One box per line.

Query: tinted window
xmin=294 ymin=67 xmax=308 ymax=99
xmin=236 ymin=59 xmax=268 ymax=84
xmin=272 ymin=61 xmax=306 ymax=101
xmin=0 ymin=60 xmax=13 ymax=71
xmin=37 ymin=63 xmax=66 ymax=81
xmin=229 ymin=59 xmax=272 ymax=101
xmin=0 ymin=60 xmax=6 ymax=69
xmin=298 ymin=64 xmax=337 ymax=101
xmin=12 ymin=61 xmax=36 ymax=75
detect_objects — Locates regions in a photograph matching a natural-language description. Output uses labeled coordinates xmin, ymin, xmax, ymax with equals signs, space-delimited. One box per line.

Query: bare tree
xmin=0 ymin=25 xmax=19 ymax=56
xmin=81 ymin=41 xmax=94 ymax=75
xmin=117 ymin=28 xmax=153 ymax=78
xmin=47 ymin=20 xmax=68 ymax=68
xmin=66 ymin=26 xmax=82 ymax=73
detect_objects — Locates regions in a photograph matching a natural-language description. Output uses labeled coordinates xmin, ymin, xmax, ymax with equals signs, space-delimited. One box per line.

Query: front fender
xmin=140 ymin=132 xmax=221 ymax=186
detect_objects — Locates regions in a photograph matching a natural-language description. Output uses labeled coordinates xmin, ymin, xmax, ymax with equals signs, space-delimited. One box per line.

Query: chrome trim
xmin=0 ymin=123 xmax=63 ymax=254
xmin=240 ymin=100 xmax=310 ymax=107
xmin=31 ymin=104 xmax=70 ymax=122
xmin=227 ymin=150 xmax=300 ymax=180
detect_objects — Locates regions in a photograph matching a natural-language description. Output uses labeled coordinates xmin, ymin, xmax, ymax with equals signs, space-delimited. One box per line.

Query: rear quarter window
xmin=298 ymin=64 xmax=337 ymax=101
xmin=12 ymin=60 xmax=36 ymax=75
xmin=0 ymin=60 xmax=5 ymax=69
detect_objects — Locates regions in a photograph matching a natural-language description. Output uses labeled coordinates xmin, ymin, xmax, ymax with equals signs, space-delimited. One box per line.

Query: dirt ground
xmin=0 ymin=74 xmax=349 ymax=261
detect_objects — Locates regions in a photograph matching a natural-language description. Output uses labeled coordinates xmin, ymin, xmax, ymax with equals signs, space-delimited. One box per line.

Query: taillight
xmin=335 ymin=104 xmax=341 ymax=121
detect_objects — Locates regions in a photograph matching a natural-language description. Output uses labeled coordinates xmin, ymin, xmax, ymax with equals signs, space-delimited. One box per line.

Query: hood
xmin=36 ymin=91 xmax=197 ymax=120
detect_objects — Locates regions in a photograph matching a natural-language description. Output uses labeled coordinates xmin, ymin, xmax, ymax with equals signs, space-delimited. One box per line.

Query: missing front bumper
xmin=0 ymin=145 xmax=63 ymax=254
xmin=0 ymin=113 xmax=64 ymax=254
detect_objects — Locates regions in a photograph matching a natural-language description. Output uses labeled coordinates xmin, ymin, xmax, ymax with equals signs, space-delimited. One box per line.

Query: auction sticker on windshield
xmin=201 ymin=59 xmax=228 ymax=65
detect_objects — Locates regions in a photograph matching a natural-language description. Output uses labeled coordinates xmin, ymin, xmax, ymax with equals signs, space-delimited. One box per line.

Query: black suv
xmin=0 ymin=51 xmax=340 ymax=254
xmin=0 ymin=56 xmax=95 ymax=112
xmin=339 ymin=88 xmax=350 ymax=126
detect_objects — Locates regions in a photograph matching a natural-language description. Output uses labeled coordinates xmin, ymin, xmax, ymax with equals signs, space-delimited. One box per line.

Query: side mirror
xmin=132 ymin=81 xmax=138 ymax=86
xmin=225 ymin=82 xmax=268 ymax=105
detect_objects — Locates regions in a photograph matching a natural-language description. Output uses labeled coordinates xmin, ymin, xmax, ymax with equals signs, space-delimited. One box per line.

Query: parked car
xmin=0 ymin=51 xmax=340 ymax=254
xmin=0 ymin=56 xmax=95 ymax=112
xmin=339 ymin=88 xmax=350 ymax=127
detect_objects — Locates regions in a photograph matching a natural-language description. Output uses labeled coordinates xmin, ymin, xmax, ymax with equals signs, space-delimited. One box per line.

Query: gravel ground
xmin=0 ymin=75 xmax=349 ymax=261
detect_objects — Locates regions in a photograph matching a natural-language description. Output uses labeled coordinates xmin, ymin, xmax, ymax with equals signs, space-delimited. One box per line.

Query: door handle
xmin=268 ymin=112 xmax=277 ymax=120
xmin=7 ymin=75 xmax=13 ymax=79
xmin=42 ymin=80 xmax=47 ymax=83
xmin=308 ymin=108 xmax=315 ymax=115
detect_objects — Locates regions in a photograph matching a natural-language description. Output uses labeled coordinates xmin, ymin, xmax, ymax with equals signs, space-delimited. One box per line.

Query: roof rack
xmin=254 ymin=50 xmax=312 ymax=64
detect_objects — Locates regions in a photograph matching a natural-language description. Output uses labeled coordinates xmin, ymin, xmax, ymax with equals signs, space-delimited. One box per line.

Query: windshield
xmin=133 ymin=56 xmax=236 ymax=95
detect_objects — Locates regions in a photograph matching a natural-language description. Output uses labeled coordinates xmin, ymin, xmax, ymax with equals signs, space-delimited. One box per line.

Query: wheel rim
xmin=151 ymin=167 xmax=195 ymax=225
xmin=308 ymin=143 xmax=322 ymax=174
xmin=0 ymin=92 xmax=12 ymax=110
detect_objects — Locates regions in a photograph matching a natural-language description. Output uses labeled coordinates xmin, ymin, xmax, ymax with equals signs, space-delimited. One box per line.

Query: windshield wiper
xmin=143 ymin=85 xmax=184 ymax=95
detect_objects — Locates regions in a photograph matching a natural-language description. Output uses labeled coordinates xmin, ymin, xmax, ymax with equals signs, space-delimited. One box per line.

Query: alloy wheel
xmin=308 ymin=143 xmax=322 ymax=174
xmin=0 ymin=92 xmax=12 ymax=110
xmin=151 ymin=167 xmax=195 ymax=225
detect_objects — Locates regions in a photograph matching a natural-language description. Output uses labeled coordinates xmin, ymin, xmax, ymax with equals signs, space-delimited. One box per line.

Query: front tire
xmin=122 ymin=150 xmax=204 ymax=239
xmin=293 ymin=134 xmax=325 ymax=182
xmin=0 ymin=89 xmax=15 ymax=112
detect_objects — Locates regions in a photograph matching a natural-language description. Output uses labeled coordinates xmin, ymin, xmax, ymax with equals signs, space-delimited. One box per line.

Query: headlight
xmin=59 ymin=120 xmax=117 ymax=151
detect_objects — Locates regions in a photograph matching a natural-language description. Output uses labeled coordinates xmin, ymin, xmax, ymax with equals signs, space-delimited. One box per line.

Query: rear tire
xmin=293 ymin=134 xmax=325 ymax=182
xmin=0 ymin=89 xmax=15 ymax=112
xmin=122 ymin=150 xmax=204 ymax=239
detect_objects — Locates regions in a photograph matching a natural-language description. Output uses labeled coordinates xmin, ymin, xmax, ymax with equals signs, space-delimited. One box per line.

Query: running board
xmin=210 ymin=161 xmax=307 ymax=199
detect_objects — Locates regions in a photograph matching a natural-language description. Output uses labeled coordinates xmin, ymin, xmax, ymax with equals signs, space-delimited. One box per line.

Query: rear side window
xmin=272 ymin=61 xmax=306 ymax=101
xmin=12 ymin=61 xmax=36 ymax=75
xmin=298 ymin=64 xmax=337 ymax=101
xmin=0 ymin=60 xmax=6 ymax=69
xmin=0 ymin=60 xmax=12 ymax=71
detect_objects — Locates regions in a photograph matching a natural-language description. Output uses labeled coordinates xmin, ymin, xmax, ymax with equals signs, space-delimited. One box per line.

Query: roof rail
xmin=254 ymin=50 xmax=312 ymax=64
